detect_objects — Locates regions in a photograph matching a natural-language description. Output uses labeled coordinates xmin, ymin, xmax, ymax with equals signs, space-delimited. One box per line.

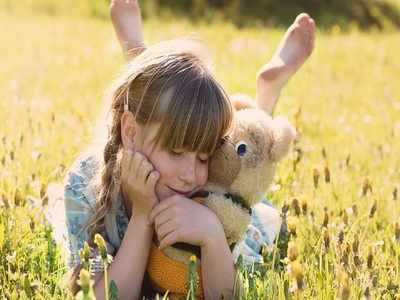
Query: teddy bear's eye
xmin=235 ymin=141 xmax=247 ymax=157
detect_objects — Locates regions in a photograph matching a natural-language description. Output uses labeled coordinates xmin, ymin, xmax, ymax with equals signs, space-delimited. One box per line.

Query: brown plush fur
xmin=162 ymin=95 xmax=296 ymax=264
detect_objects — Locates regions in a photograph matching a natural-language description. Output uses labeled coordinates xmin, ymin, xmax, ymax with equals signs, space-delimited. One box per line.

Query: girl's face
xmin=132 ymin=122 xmax=209 ymax=201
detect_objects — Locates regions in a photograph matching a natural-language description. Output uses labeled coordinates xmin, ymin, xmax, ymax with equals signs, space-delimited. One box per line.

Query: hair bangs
xmin=155 ymin=71 xmax=232 ymax=155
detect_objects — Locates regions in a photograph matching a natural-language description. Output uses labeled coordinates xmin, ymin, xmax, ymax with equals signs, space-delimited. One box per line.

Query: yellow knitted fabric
xmin=147 ymin=243 xmax=204 ymax=299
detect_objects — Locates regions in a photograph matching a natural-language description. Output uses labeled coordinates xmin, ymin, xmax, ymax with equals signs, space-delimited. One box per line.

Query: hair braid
xmin=87 ymin=106 xmax=124 ymax=245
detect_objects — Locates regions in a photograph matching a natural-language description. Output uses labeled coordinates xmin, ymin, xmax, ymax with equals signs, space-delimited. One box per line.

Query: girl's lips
xmin=168 ymin=186 xmax=193 ymax=197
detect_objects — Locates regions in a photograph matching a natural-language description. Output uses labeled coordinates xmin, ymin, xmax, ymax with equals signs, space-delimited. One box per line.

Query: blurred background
xmin=2 ymin=0 xmax=400 ymax=29
xmin=1 ymin=0 xmax=400 ymax=299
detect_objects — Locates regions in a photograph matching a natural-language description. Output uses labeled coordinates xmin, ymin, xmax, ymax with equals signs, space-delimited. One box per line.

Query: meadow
xmin=0 ymin=3 xmax=400 ymax=299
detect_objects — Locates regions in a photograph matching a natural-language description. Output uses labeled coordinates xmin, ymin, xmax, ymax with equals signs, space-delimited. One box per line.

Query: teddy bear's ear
xmin=270 ymin=116 xmax=297 ymax=162
xmin=230 ymin=93 xmax=257 ymax=111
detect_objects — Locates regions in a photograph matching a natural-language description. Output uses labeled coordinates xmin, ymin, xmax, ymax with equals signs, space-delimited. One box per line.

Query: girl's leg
xmin=256 ymin=13 xmax=315 ymax=115
xmin=110 ymin=0 xmax=146 ymax=60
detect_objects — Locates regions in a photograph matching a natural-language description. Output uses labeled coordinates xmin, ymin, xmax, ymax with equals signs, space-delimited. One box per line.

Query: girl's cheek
xmin=198 ymin=163 xmax=208 ymax=186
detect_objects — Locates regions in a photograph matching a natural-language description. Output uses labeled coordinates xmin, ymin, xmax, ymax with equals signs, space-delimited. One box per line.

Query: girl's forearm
xmin=93 ymin=215 xmax=153 ymax=300
xmin=201 ymin=233 xmax=235 ymax=300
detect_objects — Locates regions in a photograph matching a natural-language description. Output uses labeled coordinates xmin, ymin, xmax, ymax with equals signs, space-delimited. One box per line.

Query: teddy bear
xmin=146 ymin=94 xmax=297 ymax=299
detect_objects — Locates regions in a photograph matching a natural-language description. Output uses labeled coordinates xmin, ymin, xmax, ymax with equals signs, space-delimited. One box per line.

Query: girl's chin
xmin=155 ymin=187 xmax=174 ymax=201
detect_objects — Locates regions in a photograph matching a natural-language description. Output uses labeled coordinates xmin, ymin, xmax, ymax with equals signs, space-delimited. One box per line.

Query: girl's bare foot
xmin=256 ymin=13 xmax=315 ymax=115
xmin=110 ymin=0 xmax=146 ymax=60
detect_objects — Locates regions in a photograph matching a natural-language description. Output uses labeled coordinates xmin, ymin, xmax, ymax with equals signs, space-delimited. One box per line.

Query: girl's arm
xmin=92 ymin=214 xmax=153 ymax=300
xmin=201 ymin=230 xmax=235 ymax=299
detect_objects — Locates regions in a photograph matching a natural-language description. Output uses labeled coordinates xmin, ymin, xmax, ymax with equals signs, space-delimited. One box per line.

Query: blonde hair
xmin=69 ymin=40 xmax=233 ymax=294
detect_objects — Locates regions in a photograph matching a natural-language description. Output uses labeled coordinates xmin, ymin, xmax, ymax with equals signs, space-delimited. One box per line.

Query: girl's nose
xmin=179 ymin=156 xmax=196 ymax=185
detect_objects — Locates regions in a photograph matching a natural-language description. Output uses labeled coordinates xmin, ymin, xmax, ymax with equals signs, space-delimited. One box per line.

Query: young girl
xmin=65 ymin=40 xmax=237 ymax=299
xmin=61 ymin=1 xmax=315 ymax=299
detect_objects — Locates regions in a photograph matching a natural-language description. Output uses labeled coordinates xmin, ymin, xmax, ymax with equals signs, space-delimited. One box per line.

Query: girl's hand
xmin=149 ymin=195 xmax=225 ymax=249
xmin=121 ymin=149 xmax=160 ymax=218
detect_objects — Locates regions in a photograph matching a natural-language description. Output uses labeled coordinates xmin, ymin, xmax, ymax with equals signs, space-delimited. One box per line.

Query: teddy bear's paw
xmin=205 ymin=195 xmax=251 ymax=245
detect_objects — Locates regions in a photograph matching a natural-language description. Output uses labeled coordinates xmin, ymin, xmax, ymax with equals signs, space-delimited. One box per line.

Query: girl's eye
xmin=198 ymin=156 xmax=209 ymax=164
xmin=170 ymin=150 xmax=183 ymax=156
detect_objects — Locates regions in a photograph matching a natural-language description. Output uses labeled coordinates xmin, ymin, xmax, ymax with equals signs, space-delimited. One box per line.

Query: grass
xmin=1 ymin=4 xmax=400 ymax=300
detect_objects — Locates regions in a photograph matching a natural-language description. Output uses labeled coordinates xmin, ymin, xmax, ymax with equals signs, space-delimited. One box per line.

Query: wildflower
xmin=363 ymin=286 xmax=371 ymax=300
xmin=294 ymin=106 xmax=302 ymax=125
xmin=94 ymin=234 xmax=111 ymax=300
xmin=337 ymin=230 xmax=345 ymax=246
xmin=14 ymin=188 xmax=23 ymax=206
xmin=366 ymin=246 xmax=373 ymax=269
xmin=187 ymin=255 xmax=199 ymax=299
xmin=79 ymin=242 xmax=90 ymax=271
xmin=76 ymin=269 xmax=95 ymax=300
xmin=94 ymin=234 xmax=108 ymax=261
xmin=40 ymin=183 xmax=48 ymax=205
xmin=368 ymin=200 xmax=377 ymax=218
xmin=361 ymin=177 xmax=372 ymax=196
xmin=288 ymin=241 xmax=299 ymax=262
xmin=324 ymin=165 xmax=330 ymax=183
xmin=313 ymin=168 xmax=320 ymax=189
xmin=287 ymin=216 xmax=298 ymax=236
xmin=341 ymin=244 xmax=350 ymax=267
xmin=301 ymin=200 xmax=308 ymax=216
xmin=310 ymin=210 xmax=315 ymax=222
xmin=322 ymin=147 xmax=327 ymax=160
xmin=352 ymin=204 xmax=358 ymax=216
xmin=288 ymin=260 xmax=305 ymax=291
xmin=291 ymin=198 xmax=301 ymax=216
xmin=353 ymin=255 xmax=362 ymax=268
xmin=338 ymin=270 xmax=350 ymax=300
xmin=395 ymin=222 xmax=400 ymax=242
xmin=342 ymin=210 xmax=349 ymax=226
xmin=345 ymin=154 xmax=351 ymax=167
xmin=393 ymin=187 xmax=398 ymax=201
xmin=261 ymin=244 xmax=272 ymax=262
xmin=371 ymin=272 xmax=378 ymax=288
xmin=323 ymin=228 xmax=330 ymax=251
xmin=352 ymin=235 xmax=359 ymax=254
xmin=293 ymin=147 xmax=302 ymax=171
xmin=281 ymin=201 xmax=289 ymax=215
xmin=323 ymin=211 xmax=329 ymax=228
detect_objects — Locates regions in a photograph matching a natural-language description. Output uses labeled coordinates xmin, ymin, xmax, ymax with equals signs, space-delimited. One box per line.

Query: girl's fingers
xmin=156 ymin=219 xmax=177 ymax=242
xmin=138 ymin=160 xmax=154 ymax=182
xmin=149 ymin=196 xmax=177 ymax=224
xmin=122 ymin=149 xmax=134 ymax=177
xmin=159 ymin=230 xmax=179 ymax=250
xmin=153 ymin=208 xmax=173 ymax=232
xmin=132 ymin=152 xmax=145 ymax=178
xmin=146 ymin=170 xmax=160 ymax=188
